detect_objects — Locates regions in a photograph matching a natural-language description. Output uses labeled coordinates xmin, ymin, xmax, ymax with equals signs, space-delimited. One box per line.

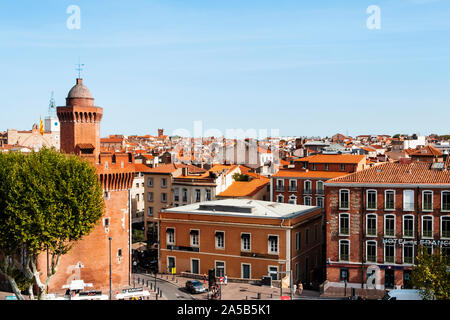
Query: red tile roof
xmin=294 ymin=154 xmax=366 ymax=164
xmin=327 ymin=162 xmax=450 ymax=185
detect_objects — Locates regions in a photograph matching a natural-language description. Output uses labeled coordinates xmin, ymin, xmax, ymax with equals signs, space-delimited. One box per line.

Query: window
xmin=422 ymin=216 xmax=433 ymax=238
xmin=403 ymin=190 xmax=414 ymax=211
xmin=366 ymin=214 xmax=377 ymax=236
xmin=317 ymin=197 xmax=324 ymax=208
xmin=422 ymin=191 xmax=433 ymax=212
xmin=195 ymin=189 xmax=201 ymax=202
xmin=161 ymin=178 xmax=167 ymax=188
xmin=341 ymin=164 xmax=346 ymax=172
xmin=182 ymin=188 xmax=188 ymax=202
xmin=147 ymin=192 xmax=153 ymax=202
xmin=384 ymin=215 xmax=395 ymax=237
xmin=117 ymin=248 xmax=122 ymax=258
xmin=305 ymin=228 xmax=310 ymax=245
xmin=103 ymin=217 xmax=110 ymax=231
xmin=384 ymin=243 xmax=395 ymax=263
xmin=304 ymin=180 xmax=312 ymax=194
xmin=268 ymin=235 xmax=278 ymax=254
xmin=276 ymin=179 xmax=284 ymax=191
xmin=403 ymin=215 xmax=414 ymax=238
xmin=190 ymin=230 xmax=199 ymax=247
xmin=442 ymin=191 xmax=450 ymax=211
xmin=147 ymin=207 xmax=153 ymax=216
xmin=166 ymin=228 xmax=175 ymax=245
xmin=215 ymin=231 xmax=225 ymax=249
xmin=304 ymin=196 xmax=312 ymax=206
xmin=325 ymin=164 xmax=329 ymax=171
xmin=205 ymin=189 xmax=211 ymax=201
xmin=289 ymin=180 xmax=297 ymax=192
xmin=269 ymin=266 xmax=278 ymax=281
xmin=367 ymin=190 xmax=377 ymax=210
xmin=215 ymin=261 xmax=225 ymax=277
xmin=289 ymin=195 xmax=297 ymax=204
xmin=295 ymin=232 xmax=301 ymax=251
xmin=241 ymin=233 xmax=250 ymax=251
xmin=384 ymin=190 xmax=395 ymax=210
xmin=403 ymin=244 xmax=414 ymax=264
xmin=136 ymin=194 xmax=140 ymax=202
xmin=174 ymin=188 xmax=179 ymax=202
xmin=339 ymin=190 xmax=350 ymax=210
xmin=161 ymin=193 xmax=167 ymax=203
xmin=339 ymin=240 xmax=350 ymax=261
xmin=314 ymin=224 xmax=318 ymax=241
xmin=366 ymin=241 xmax=377 ymax=263
xmin=317 ymin=181 xmax=324 ymax=194
xmin=441 ymin=216 xmax=450 ymax=239
xmin=339 ymin=214 xmax=350 ymax=236
xmin=277 ymin=194 xmax=284 ymax=203
xmin=312 ymin=164 xmax=316 ymax=171
xmin=147 ymin=177 xmax=153 ymax=187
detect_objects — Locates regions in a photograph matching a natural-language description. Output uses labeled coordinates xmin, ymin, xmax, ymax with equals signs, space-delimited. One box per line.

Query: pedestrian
xmin=298 ymin=282 xmax=303 ymax=295
xmin=224 ymin=274 xmax=228 ymax=285
xmin=293 ymin=284 xmax=297 ymax=296
xmin=203 ymin=273 xmax=207 ymax=284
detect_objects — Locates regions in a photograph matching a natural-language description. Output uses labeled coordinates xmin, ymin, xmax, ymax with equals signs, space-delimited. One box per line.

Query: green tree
xmin=411 ymin=246 xmax=450 ymax=300
xmin=0 ymin=148 xmax=104 ymax=300
xmin=232 ymin=172 xmax=250 ymax=181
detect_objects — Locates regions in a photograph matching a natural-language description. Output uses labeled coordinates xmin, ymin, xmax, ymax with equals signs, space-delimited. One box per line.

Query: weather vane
xmin=76 ymin=57 xmax=85 ymax=78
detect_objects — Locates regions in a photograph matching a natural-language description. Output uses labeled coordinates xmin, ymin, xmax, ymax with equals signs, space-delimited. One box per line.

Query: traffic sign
xmin=219 ymin=277 xmax=224 ymax=284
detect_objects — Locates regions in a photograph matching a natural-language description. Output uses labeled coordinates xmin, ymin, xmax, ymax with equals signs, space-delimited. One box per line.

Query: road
xmin=133 ymin=273 xmax=199 ymax=300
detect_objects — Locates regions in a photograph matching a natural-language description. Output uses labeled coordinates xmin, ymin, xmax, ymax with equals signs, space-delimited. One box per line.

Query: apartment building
xmin=159 ymin=199 xmax=323 ymax=286
xmin=324 ymin=161 xmax=450 ymax=295
xmin=272 ymin=154 xmax=367 ymax=208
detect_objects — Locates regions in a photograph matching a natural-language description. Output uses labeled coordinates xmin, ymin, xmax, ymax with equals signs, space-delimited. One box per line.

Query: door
xmin=403 ymin=270 xmax=412 ymax=289
xmin=192 ymin=259 xmax=199 ymax=275
xmin=168 ymin=257 xmax=175 ymax=274
xmin=385 ymin=269 xmax=394 ymax=289
xmin=242 ymin=264 xmax=250 ymax=279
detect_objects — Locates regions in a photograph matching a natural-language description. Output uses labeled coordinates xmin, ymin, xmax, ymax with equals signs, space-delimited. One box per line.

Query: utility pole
xmin=109 ymin=237 xmax=112 ymax=300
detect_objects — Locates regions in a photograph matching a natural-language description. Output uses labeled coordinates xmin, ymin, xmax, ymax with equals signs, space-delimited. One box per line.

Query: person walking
xmin=297 ymin=282 xmax=303 ymax=295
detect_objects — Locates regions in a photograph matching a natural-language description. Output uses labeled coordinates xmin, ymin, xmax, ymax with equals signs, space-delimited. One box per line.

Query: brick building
xmin=158 ymin=199 xmax=323 ymax=287
xmin=324 ymin=161 xmax=450 ymax=295
xmin=36 ymin=78 xmax=135 ymax=294
xmin=271 ymin=154 xmax=367 ymax=207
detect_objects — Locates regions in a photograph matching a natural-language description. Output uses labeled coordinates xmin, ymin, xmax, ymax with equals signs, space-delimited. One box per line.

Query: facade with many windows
xmin=158 ymin=199 xmax=323 ymax=286
xmin=324 ymin=161 xmax=450 ymax=294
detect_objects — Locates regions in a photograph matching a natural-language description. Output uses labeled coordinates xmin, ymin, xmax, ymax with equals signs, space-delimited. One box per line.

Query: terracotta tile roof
xmin=294 ymin=154 xmax=366 ymax=164
xmin=327 ymin=162 xmax=450 ymax=185
xmin=273 ymin=170 xmax=349 ymax=179
xmin=134 ymin=163 xmax=154 ymax=172
xmin=217 ymin=177 xmax=270 ymax=198
xmin=410 ymin=145 xmax=443 ymax=157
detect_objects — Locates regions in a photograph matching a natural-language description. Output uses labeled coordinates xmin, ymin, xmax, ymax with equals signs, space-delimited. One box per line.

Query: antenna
xmin=76 ymin=57 xmax=85 ymax=78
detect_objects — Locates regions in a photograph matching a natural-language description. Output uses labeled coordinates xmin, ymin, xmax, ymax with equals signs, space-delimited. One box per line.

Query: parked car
xmin=185 ymin=280 xmax=207 ymax=294
xmin=381 ymin=289 xmax=426 ymax=300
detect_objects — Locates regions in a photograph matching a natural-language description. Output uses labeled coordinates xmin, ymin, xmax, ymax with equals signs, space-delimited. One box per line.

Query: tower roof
xmin=67 ymin=78 xmax=93 ymax=99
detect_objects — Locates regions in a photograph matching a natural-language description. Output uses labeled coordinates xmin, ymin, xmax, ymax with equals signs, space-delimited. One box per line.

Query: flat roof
xmin=162 ymin=199 xmax=319 ymax=219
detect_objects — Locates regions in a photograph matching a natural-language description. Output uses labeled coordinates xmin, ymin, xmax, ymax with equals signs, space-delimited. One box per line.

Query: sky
xmin=0 ymin=0 xmax=449 ymax=138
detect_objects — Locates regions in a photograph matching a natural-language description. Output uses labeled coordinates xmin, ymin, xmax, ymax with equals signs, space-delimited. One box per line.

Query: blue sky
xmin=0 ymin=0 xmax=449 ymax=138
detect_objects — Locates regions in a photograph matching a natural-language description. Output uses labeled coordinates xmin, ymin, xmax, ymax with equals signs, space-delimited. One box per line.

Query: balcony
xmin=303 ymin=189 xmax=312 ymax=195
xmin=288 ymin=186 xmax=298 ymax=192
xmin=275 ymin=186 xmax=285 ymax=192
xmin=316 ymin=189 xmax=324 ymax=195
xmin=167 ymin=245 xmax=199 ymax=253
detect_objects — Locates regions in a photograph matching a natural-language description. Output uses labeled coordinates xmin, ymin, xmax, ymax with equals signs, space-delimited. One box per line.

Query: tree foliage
xmin=0 ymin=148 xmax=104 ymax=299
xmin=411 ymin=246 xmax=450 ymax=300
xmin=232 ymin=172 xmax=250 ymax=182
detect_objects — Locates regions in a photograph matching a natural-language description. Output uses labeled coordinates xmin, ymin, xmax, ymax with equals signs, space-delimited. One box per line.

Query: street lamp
xmin=109 ymin=236 xmax=112 ymax=300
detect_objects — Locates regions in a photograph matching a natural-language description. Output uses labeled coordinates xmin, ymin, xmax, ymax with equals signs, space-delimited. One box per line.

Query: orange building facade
xmin=158 ymin=199 xmax=323 ymax=287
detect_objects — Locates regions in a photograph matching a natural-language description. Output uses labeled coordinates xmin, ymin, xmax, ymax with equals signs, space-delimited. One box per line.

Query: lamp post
xmin=109 ymin=237 xmax=112 ymax=300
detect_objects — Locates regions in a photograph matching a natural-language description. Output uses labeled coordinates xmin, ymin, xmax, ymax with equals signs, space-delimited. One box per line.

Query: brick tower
xmin=57 ymin=78 xmax=103 ymax=163
xmin=39 ymin=78 xmax=135 ymax=295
